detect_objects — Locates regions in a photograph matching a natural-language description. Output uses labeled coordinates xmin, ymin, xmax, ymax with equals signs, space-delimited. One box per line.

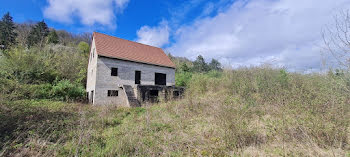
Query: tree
xmin=56 ymin=30 xmax=91 ymax=46
xmin=47 ymin=30 xmax=59 ymax=44
xmin=322 ymin=10 xmax=350 ymax=69
xmin=27 ymin=20 xmax=49 ymax=48
xmin=0 ymin=12 xmax=17 ymax=49
xmin=15 ymin=22 xmax=35 ymax=47
xmin=167 ymin=53 xmax=175 ymax=61
xmin=78 ymin=41 xmax=90 ymax=53
xmin=193 ymin=55 xmax=209 ymax=73
xmin=79 ymin=32 xmax=92 ymax=45
xmin=209 ymin=58 xmax=222 ymax=71
xmin=180 ymin=63 xmax=191 ymax=72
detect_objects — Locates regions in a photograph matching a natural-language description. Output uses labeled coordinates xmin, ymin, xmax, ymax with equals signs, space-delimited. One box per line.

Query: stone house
xmin=86 ymin=32 xmax=183 ymax=106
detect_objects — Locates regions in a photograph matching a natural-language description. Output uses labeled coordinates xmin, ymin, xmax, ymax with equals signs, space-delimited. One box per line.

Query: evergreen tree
xmin=193 ymin=55 xmax=209 ymax=73
xmin=0 ymin=12 xmax=17 ymax=49
xmin=27 ymin=20 xmax=49 ymax=48
xmin=47 ymin=30 xmax=59 ymax=44
xmin=209 ymin=58 xmax=222 ymax=71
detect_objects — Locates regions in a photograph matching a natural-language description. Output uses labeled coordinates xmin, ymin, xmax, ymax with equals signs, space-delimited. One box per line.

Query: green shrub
xmin=0 ymin=45 xmax=88 ymax=101
xmin=278 ymin=69 xmax=289 ymax=89
xmin=207 ymin=70 xmax=222 ymax=78
xmin=51 ymin=80 xmax=85 ymax=101
xmin=78 ymin=41 xmax=90 ymax=53
xmin=0 ymin=78 xmax=85 ymax=101
xmin=187 ymin=73 xmax=209 ymax=95
xmin=175 ymin=72 xmax=192 ymax=87
xmin=28 ymin=83 xmax=53 ymax=99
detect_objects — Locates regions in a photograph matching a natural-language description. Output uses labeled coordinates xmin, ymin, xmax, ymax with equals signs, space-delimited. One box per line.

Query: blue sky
xmin=1 ymin=0 xmax=226 ymax=41
xmin=1 ymin=0 xmax=172 ymax=39
xmin=1 ymin=0 xmax=350 ymax=72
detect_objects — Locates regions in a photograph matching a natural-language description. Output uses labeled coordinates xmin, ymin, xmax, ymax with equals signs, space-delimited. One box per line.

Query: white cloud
xmin=201 ymin=2 xmax=215 ymax=16
xmin=114 ymin=0 xmax=129 ymax=9
xmin=167 ymin=0 xmax=350 ymax=72
xmin=44 ymin=0 xmax=129 ymax=27
xmin=136 ymin=21 xmax=170 ymax=47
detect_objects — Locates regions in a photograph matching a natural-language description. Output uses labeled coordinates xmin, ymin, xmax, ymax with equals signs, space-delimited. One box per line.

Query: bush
xmin=78 ymin=41 xmax=90 ymax=53
xmin=187 ymin=73 xmax=209 ymax=95
xmin=0 ymin=45 xmax=88 ymax=101
xmin=29 ymin=83 xmax=53 ymax=99
xmin=207 ymin=70 xmax=222 ymax=78
xmin=51 ymin=80 xmax=85 ymax=101
xmin=175 ymin=72 xmax=192 ymax=87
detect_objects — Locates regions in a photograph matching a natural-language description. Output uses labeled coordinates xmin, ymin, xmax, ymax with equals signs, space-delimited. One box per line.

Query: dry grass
xmin=1 ymin=67 xmax=350 ymax=156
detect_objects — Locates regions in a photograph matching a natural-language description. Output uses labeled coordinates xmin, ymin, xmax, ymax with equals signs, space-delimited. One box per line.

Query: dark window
xmin=91 ymin=90 xmax=94 ymax=103
xmin=111 ymin=68 xmax=118 ymax=76
xmin=135 ymin=71 xmax=141 ymax=84
xmin=150 ymin=90 xmax=159 ymax=96
xmin=108 ymin=90 xmax=118 ymax=96
xmin=155 ymin=73 xmax=166 ymax=85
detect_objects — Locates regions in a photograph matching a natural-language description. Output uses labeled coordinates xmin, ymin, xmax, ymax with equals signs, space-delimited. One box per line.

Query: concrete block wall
xmin=86 ymin=38 xmax=97 ymax=104
xmin=92 ymin=56 xmax=175 ymax=106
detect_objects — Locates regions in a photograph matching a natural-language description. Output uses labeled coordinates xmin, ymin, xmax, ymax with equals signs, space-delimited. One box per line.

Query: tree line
xmin=0 ymin=12 xmax=91 ymax=50
xmin=168 ymin=54 xmax=223 ymax=87
xmin=169 ymin=54 xmax=222 ymax=73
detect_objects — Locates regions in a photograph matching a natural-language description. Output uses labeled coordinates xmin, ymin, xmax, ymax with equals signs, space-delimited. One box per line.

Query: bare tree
xmin=56 ymin=30 xmax=92 ymax=46
xmin=322 ymin=10 xmax=350 ymax=69
xmin=79 ymin=32 xmax=92 ymax=45
xmin=15 ymin=21 xmax=35 ymax=47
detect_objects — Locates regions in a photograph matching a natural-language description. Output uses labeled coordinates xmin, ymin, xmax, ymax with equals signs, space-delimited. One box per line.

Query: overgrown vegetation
xmin=0 ymin=45 xmax=88 ymax=101
xmin=1 ymin=68 xmax=349 ymax=156
xmin=0 ymin=12 xmax=89 ymax=101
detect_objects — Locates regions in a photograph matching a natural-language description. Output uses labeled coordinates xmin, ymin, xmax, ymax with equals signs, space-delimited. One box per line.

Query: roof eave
xmin=98 ymin=55 xmax=176 ymax=69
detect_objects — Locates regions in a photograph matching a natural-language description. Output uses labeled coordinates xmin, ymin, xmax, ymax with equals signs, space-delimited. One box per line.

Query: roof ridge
xmin=94 ymin=31 xmax=163 ymax=50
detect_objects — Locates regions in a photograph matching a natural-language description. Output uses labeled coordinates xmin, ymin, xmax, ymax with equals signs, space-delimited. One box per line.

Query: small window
xmin=93 ymin=48 xmax=95 ymax=58
xmin=111 ymin=68 xmax=118 ymax=76
xmin=108 ymin=90 xmax=118 ymax=97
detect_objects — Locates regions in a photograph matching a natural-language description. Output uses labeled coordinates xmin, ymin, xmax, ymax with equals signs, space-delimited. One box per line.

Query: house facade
xmin=86 ymin=32 xmax=183 ymax=106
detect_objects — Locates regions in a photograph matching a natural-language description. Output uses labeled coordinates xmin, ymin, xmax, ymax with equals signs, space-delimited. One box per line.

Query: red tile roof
xmin=93 ymin=32 xmax=176 ymax=68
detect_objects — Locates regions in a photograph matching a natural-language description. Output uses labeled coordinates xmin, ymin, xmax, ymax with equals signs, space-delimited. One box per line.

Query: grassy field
xmin=1 ymin=67 xmax=350 ymax=156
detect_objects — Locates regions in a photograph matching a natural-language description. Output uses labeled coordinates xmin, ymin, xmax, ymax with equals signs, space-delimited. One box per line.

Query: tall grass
xmin=0 ymin=67 xmax=349 ymax=156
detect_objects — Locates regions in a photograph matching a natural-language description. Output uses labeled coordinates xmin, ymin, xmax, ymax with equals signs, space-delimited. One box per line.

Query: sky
xmin=1 ymin=0 xmax=350 ymax=72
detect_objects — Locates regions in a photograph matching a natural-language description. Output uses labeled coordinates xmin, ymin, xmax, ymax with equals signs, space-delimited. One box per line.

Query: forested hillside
xmin=0 ymin=12 xmax=91 ymax=102
xmin=0 ymin=12 xmax=349 ymax=156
